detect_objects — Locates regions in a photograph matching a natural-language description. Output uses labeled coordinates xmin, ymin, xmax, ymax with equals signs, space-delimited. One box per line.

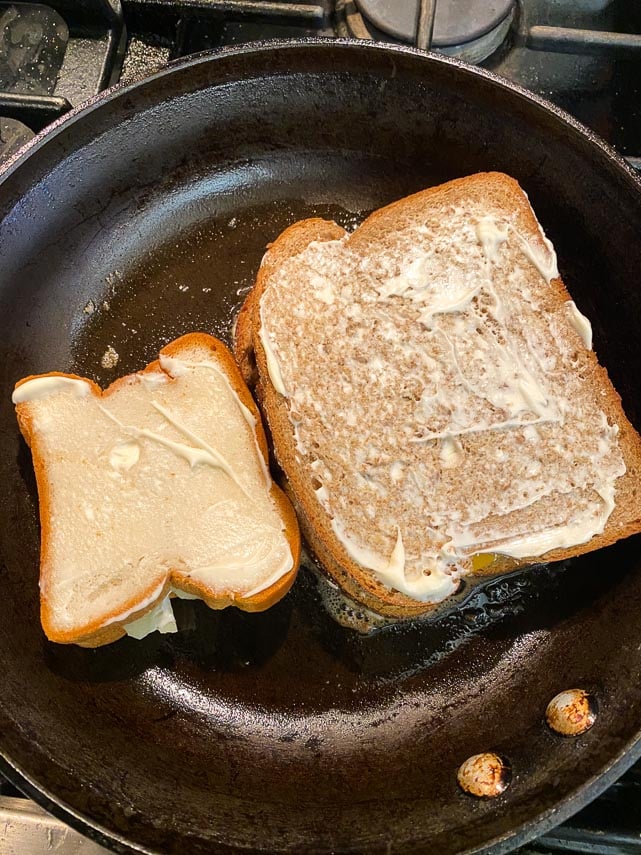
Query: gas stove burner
xmin=341 ymin=0 xmax=515 ymax=65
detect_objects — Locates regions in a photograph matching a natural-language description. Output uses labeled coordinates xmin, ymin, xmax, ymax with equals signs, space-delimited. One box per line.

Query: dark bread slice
xmin=235 ymin=174 xmax=641 ymax=619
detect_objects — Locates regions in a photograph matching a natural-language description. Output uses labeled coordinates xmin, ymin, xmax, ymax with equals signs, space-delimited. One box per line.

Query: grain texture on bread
xmin=235 ymin=172 xmax=641 ymax=619
xmin=14 ymin=333 xmax=301 ymax=647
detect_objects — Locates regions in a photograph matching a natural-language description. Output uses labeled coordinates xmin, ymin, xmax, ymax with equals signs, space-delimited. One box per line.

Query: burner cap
xmin=354 ymin=0 xmax=514 ymax=47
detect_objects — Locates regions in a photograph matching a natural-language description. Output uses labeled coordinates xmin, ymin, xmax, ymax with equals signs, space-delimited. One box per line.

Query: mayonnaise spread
xmin=15 ymin=354 xmax=293 ymax=635
xmin=259 ymin=204 xmax=623 ymax=602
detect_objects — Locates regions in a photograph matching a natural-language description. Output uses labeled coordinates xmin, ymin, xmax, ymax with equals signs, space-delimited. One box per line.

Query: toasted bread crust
xmin=237 ymin=173 xmax=641 ymax=618
xmin=14 ymin=333 xmax=301 ymax=646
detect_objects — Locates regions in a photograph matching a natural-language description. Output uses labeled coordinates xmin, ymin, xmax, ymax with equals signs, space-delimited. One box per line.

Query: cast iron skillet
xmin=2 ymin=39 xmax=641 ymax=855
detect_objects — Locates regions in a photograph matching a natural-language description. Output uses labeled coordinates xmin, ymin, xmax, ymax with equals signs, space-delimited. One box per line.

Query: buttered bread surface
xmin=13 ymin=334 xmax=300 ymax=646
xmin=247 ymin=173 xmax=641 ymax=615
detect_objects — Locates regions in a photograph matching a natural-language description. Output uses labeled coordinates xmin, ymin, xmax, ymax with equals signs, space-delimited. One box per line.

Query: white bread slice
xmin=13 ymin=333 xmax=300 ymax=647
xmin=235 ymin=173 xmax=641 ymax=620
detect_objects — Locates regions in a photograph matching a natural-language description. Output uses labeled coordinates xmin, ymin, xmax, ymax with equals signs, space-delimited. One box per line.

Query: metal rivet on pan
xmin=546 ymin=689 xmax=596 ymax=737
xmin=457 ymin=752 xmax=511 ymax=798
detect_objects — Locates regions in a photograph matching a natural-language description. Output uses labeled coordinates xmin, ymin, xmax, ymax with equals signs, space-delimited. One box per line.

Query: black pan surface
xmin=2 ymin=40 xmax=641 ymax=855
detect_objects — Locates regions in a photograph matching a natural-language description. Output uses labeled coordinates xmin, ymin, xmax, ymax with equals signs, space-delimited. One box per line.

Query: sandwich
xmin=12 ymin=333 xmax=300 ymax=647
xmin=235 ymin=172 xmax=641 ymax=619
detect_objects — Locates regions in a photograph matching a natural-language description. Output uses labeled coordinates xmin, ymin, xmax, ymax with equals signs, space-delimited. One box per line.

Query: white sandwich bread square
xmin=13 ymin=333 xmax=300 ymax=647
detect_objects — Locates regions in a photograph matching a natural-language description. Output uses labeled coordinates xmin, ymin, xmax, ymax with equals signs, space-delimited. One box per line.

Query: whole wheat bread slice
xmin=13 ymin=333 xmax=300 ymax=647
xmin=235 ymin=172 xmax=641 ymax=619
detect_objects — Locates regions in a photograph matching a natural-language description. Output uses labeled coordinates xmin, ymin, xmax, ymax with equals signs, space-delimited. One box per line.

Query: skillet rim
xmin=1 ymin=37 xmax=640 ymax=192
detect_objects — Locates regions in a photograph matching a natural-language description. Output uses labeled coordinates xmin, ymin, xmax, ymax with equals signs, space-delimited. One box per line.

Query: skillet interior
xmin=2 ymin=41 xmax=641 ymax=855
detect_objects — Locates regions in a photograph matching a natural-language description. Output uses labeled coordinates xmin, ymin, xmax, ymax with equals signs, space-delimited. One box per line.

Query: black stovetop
xmin=1 ymin=2 xmax=641 ymax=853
